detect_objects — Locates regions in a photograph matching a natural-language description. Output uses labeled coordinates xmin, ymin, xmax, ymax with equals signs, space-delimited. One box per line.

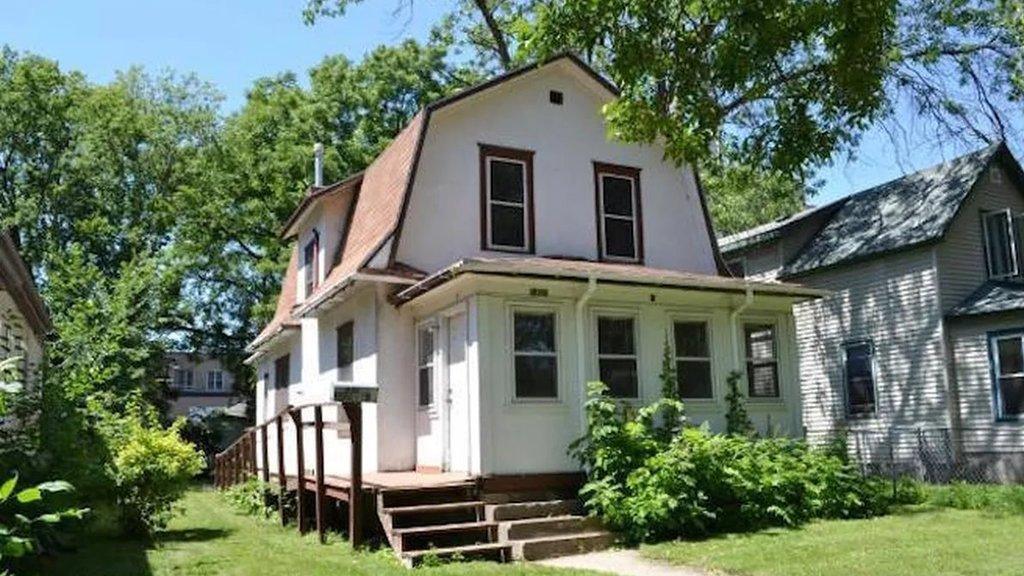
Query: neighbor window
xmin=513 ymin=312 xmax=558 ymax=399
xmin=595 ymin=163 xmax=642 ymax=262
xmin=745 ymin=324 xmax=780 ymax=398
xmin=303 ymin=231 xmax=320 ymax=296
xmin=337 ymin=321 xmax=354 ymax=381
xmin=481 ymin=145 xmax=534 ymax=252
xmin=844 ymin=341 xmax=876 ymax=417
xmin=983 ymin=210 xmax=1019 ymax=279
xmin=274 ymin=354 xmax=290 ymax=389
xmin=173 ymin=368 xmax=193 ymax=390
xmin=206 ymin=370 xmax=224 ymax=391
xmin=674 ymin=321 xmax=713 ymax=399
xmin=598 ymin=316 xmax=639 ymax=399
xmin=417 ymin=326 xmax=435 ymax=407
xmin=991 ymin=332 xmax=1024 ymax=420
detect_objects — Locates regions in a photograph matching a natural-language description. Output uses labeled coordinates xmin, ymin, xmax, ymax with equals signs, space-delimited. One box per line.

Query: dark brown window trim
xmin=593 ymin=161 xmax=644 ymax=264
xmin=479 ymin=143 xmax=536 ymax=254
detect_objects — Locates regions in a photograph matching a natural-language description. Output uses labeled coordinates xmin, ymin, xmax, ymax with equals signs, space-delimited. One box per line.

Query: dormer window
xmin=480 ymin=144 xmax=534 ymax=253
xmin=983 ymin=209 xmax=1019 ymax=279
xmin=594 ymin=162 xmax=643 ymax=263
xmin=303 ymin=230 xmax=320 ymax=297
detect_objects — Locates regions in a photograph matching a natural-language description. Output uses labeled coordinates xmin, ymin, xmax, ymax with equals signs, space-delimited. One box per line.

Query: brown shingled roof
xmin=249 ymin=245 xmax=300 ymax=351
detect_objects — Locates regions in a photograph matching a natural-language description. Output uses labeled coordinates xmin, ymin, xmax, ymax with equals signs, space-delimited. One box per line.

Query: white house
xmin=246 ymin=55 xmax=823 ymax=483
xmin=165 ymin=351 xmax=242 ymax=418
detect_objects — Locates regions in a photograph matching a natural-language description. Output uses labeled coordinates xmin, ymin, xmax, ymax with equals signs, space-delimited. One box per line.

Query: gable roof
xmin=718 ymin=198 xmax=850 ymax=254
xmin=948 ymin=280 xmax=1024 ymax=319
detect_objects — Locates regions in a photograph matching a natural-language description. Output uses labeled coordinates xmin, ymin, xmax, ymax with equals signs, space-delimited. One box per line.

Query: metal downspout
xmin=576 ymin=275 xmax=599 ymax=434
xmin=730 ymin=285 xmax=755 ymax=371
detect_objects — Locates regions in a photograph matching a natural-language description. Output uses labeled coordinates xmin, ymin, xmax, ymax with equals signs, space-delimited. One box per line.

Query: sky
xmin=0 ymin=1 xmax=1007 ymax=205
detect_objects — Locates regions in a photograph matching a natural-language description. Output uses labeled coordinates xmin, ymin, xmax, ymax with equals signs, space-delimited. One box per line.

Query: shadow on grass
xmin=155 ymin=527 xmax=232 ymax=544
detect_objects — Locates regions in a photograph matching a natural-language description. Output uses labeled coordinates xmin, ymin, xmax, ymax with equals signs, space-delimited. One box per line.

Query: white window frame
xmin=989 ymin=331 xmax=1024 ymax=421
xmin=983 ymin=209 xmax=1019 ymax=279
xmin=743 ymin=320 xmax=782 ymax=400
xmin=174 ymin=368 xmax=194 ymax=390
xmin=671 ymin=317 xmax=715 ymax=401
xmin=485 ymin=155 xmax=530 ymax=253
xmin=597 ymin=171 xmax=640 ymax=263
xmin=206 ymin=369 xmax=224 ymax=391
xmin=594 ymin=310 xmax=641 ymax=400
xmin=416 ymin=322 xmax=437 ymax=410
xmin=508 ymin=305 xmax=561 ymax=404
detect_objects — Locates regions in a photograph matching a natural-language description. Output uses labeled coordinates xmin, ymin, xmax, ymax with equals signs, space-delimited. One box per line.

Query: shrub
xmin=573 ymin=384 xmax=897 ymax=543
xmin=928 ymin=482 xmax=1024 ymax=514
xmin=0 ymin=474 xmax=89 ymax=566
xmin=225 ymin=477 xmax=294 ymax=520
xmin=102 ymin=405 xmax=204 ymax=536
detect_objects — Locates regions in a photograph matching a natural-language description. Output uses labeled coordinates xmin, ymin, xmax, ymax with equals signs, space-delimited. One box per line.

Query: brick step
xmin=499 ymin=515 xmax=602 ymax=540
xmin=510 ymin=531 xmax=616 ymax=561
xmin=391 ymin=521 xmax=497 ymax=553
xmin=384 ymin=501 xmax=485 ymax=529
xmin=486 ymin=499 xmax=582 ymax=522
xmin=401 ymin=542 xmax=513 ymax=568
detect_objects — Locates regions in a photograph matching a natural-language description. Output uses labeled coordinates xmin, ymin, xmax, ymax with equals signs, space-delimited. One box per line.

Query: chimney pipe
xmin=313 ymin=143 xmax=324 ymax=188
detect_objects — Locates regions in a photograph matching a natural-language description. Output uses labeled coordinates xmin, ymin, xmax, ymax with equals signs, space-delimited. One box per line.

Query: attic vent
xmin=549 ymin=90 xmax=563 ymax=105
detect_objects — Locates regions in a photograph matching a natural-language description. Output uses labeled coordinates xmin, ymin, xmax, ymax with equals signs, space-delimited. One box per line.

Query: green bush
xmin=572 ymin=383 xmax=897 ymax=543
xmin=0 ymin=474 xmax=89 ymax=566
xmin=101 ymin=405 xmax=204 ymax=536
xmin=225 ymin=477 xmax=293 ymax=520
xmin=928 ymin=482 xmax=1024 ymax=514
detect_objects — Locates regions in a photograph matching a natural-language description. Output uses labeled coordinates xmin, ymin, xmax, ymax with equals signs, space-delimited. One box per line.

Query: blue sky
xmin=0 ymin=1 xmax=1004 ymax=205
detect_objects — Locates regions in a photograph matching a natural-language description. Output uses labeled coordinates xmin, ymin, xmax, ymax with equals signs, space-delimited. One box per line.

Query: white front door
xmin=445 ymin=312 xmax=471 ymax=473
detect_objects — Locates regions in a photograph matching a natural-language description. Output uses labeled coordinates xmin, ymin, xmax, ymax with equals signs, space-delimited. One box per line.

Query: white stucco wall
xmin=395 ymin=61 xmax=718 ymax=275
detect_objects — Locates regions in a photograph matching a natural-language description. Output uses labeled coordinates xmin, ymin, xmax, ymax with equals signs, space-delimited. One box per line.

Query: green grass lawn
xmin=23 ymin=487 xmax=599 ymax=576
xmin=642 ymin=507 xmax=1024 ymax=576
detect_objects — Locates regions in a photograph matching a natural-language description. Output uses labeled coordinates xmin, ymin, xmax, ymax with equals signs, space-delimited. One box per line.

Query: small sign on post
xmin=333 ymin=383 xmax=379 ymax=549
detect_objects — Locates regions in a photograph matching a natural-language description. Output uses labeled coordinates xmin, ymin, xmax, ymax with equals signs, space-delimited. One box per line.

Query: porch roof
xmin=393 ymin=256 xmax=829 ymax=304
xmin=947 ymin=280 xmax=1024 ymax=319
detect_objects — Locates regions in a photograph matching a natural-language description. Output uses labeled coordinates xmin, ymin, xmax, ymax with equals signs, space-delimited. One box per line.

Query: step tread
xmin=392 ymin=520 xmax=496 ymax=536
xmin=515 ymin=530 xmax=613 ymax=544
xmin=400 ymin=541 xmax=512 ymax=559
xmin=385 ymin=500 xmax=485 ymax=515
xmin=501 ymin=514 xmax=591 ymax=526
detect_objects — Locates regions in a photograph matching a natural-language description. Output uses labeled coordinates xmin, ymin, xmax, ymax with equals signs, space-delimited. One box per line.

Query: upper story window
xmin=594 ymin=163 xmax=643 ymax=263
xmin=513 ymin=311 xmax=558 ymax=399
xmin=843 ymin=341 xmax=876 ymax=417
xmin=274 ymin=354 xmax=290 ymax=389
xmin=597 ymin=315 xmax=639 ymax=399
xmin=417 ymin=326 xmax=436 ymax=407
xmin=744 ymin=323 xmax=780 ymax=398
xmin=480 ymin=144 xmax=534 ymax=253
xmin=337 ymin=321 xmax=354 ymax=381
xmin=983 ymin=209 xmax=1019 ymax=279
xmin=173 ymin=368 xmax=193 ymax=390
xmin=674 ymin=321 xmax=713 ymax=399
xmin=990 ymin=332 xmax=1024 ymax=420
xmin=206 ymin=369 xmax=224 ymax=391
xmin=303 ymin=230 xmax=320 ymax=297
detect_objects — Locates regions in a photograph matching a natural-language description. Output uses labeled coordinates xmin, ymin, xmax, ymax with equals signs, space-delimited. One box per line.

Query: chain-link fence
xmin=844 ymin=427 xmax=1015 ymax=484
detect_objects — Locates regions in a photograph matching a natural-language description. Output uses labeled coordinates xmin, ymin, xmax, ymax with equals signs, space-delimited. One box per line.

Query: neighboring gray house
xmin=721 ymin=143 xmax=1024 ymax=481
xmin=166 ymin=351 xmax=242 ymax=417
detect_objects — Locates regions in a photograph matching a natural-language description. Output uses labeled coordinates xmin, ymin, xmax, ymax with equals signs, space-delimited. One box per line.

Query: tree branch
xmin=471 ymin=0 xmax=513 ymax=70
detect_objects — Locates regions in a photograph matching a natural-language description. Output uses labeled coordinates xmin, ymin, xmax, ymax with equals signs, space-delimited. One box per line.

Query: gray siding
xmin=794 ymin=246 xmax=950 ymax=454
xmin=938 ymin=163 xmax=1024 ymax=312
xmin=947 ymin=313 xmax=1024 ymax=454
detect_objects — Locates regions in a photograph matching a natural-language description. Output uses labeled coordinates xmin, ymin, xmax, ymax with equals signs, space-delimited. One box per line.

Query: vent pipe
xmin=313 ymin=142 xmax=324 ymax=187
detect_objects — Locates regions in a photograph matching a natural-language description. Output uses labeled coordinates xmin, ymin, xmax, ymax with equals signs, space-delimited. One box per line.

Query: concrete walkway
xmin=538 ymin=549 xmax=708 ymax=576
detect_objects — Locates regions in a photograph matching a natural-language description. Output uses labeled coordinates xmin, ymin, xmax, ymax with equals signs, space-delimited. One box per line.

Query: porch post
xmin=314 ymin=405 xmax=326 ymax=544
xmin=260 ymin=424 xmax=270 ymax=483
xmin=343 ymin=402 xmax=363 ymax=548
xmin=290 ymin=408 xmax=308 ymax=534
xmin=275 ymin=414 xmax=287 ymax=526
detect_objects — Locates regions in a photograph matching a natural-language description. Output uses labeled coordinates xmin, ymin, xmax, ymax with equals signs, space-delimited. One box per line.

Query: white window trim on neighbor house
xmin=206 ymin=369 xmax=224 ymax=391
xmin=507 ymin=304 xmax=562 ymax=404
xmin=173 ymin=368 xmax=194 ymax=390
xmin=988 ymin=330 xmax=1024 ymax=422
xmin=842 ymin=339 xmax=877 ymax=418
xmin=592 ymin=307 xmax=642 ymax=401
xmin=743 ymin=319 xmax=782 ymax=402
xmin=481 ymin=145 xmax=534 ymax=254
xmin=982 ymin=208 xmax=1019 ymax=279
xmin=594 ymin=163 xmax=643 ymax=263
xmin=670 ymin=313 xmax=716 ymax=402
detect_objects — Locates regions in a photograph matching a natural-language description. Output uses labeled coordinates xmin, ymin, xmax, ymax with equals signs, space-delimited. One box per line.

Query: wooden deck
xmin=271 ymin=471 xmax=475 ymax=497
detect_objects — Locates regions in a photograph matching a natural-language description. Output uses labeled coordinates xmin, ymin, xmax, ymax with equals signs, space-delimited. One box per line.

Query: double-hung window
xmin=512 ymin=311 xmax=558 ymax=399
xmin=417 ymin=326 xmax=435 ymax=407
xmin=594 ymin=163 xmax=642 ymax=263
xmin=990 ymin=332 xmax=1024 ymax=420
xmin=206 ymin=370 xmax=224 ymax=391
xmin=597 ymin=316 xmax=639 ymax=399
xmin=303 ymin=230 xmax=320 ymax=297
xmin=983 ymin=209 xmax=1019 ymax=279
xmin=745 ymin=323 xmax=780 ymax=398
xmin=274 ymin=355 xmax=290 ymax=389
xmin=843 ymin=341 xmax=876 ymax=417
xmin=674 ymin=321 xmax=713 ymax=399
xmin=481 ymin=145 xmax=534 ymax=253
xmin=173 ymin=368 xmax=193 ymax=390
xmin=337 ymin=321 xmax=354 ymax=381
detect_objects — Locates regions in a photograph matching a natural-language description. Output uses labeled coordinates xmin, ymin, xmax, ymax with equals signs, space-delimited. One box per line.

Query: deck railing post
xmin=213 ymin=455 xmax=219 ymax=489
xmin=249 ymin=429 xmax=257 ymax=477
xmin=260 ymin=424 xmax=270 ymax=484
xmin=314 ymin=405 xmax=326 ymax=544
xmin=291 ymin=408 xmax=308 ymax=534
xmin=343 ymin=402 xmax=363 ymax=549
xmin=276 ymin=413 xmax=287 ymax=526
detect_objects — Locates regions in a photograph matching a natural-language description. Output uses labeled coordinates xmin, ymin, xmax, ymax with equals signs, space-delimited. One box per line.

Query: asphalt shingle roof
xmin=782 ymin=143 xmax=1003 ymax=277
xmin=948 ymin=281 xmax=1024 ymax=318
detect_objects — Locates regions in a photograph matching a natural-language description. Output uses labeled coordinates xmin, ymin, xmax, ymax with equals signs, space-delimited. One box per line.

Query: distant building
xmin=165 ymin=351 xmax=242 ymax=418
xmin=0 ymin=230 xmax=51 ymax=402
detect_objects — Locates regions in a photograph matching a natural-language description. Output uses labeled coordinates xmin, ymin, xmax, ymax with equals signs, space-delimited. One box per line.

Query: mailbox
xmin=333 ymin=383 xmax=379 ymax=404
